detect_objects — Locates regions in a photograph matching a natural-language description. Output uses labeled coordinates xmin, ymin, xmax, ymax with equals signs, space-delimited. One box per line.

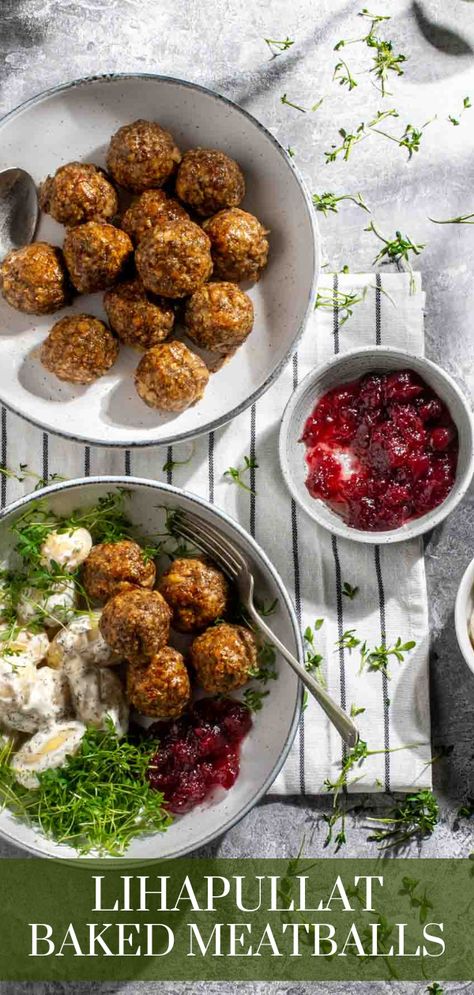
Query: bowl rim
xmin=455 ymin=556 xmax=474 ymax=676
xmin=0 ymin=72 xmax=320 ymax=448
xmin=279 ymin=345 xmax=474 ymax=545
xmin=0 ymin=474 xmax=303 ymax=860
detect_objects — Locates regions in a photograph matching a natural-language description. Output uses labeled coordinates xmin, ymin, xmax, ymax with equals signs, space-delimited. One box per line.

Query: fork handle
xmin=247 ymin=604 xmax=360 ymax=749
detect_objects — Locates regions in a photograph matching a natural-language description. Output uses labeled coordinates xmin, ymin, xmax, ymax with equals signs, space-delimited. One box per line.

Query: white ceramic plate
xmin=0 ymin=74 xmax=319 ymax=447
xmin=0 ymin=477 xmax=302 ymax=860
xmin=455 ymin=557 xmax=474 ymax=676
xmin=279 ymin=347 xmax=474 ymax=544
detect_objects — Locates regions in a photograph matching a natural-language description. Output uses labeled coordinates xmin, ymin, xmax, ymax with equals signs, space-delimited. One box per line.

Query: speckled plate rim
xmin=0 ymin=72 xmax=320 ymax=449
xmin=0 ymin=474 xmax=303 ymax=862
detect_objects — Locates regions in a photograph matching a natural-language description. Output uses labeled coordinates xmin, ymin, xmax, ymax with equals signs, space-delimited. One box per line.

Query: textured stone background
xmin=0 ymin=0 xmax=473 ymax=991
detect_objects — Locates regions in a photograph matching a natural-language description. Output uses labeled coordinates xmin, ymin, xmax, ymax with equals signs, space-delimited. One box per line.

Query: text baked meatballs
xmin=107 ymin=120 xmax=181 ymax=192
xmin=40 ymin=314 xmax=118 ymax=384
xmin=202 ymin=208 xmax=269 ymax=282
xmin=121 ymin=190 xmax=189 ymax=245
xmin=190 ymin=622 xmax=257 ymax=693
xmin=135 ymin=340 xmax=209 ymax=412
xmin=63 ymin=221 xmax=133 ymax=294
xmin=104 ymin=278 xmax=175 ymax=350
xmin=175 ymin=148 xmax=245 ymax=217
xmin=184 ymin=281 xmax=254 ymax=354
xmin=100 ymin=588 xmax=171 ymax=664
xmin=39 ymin=162 xmax=118 ymax=227
xmin=136 ymin=219 xmax=212 ymax=299
xmin=127 ymin=647 xmax=191 ymax=719
xmin=1 ymin=243 xmax=70 ymax=315
xmin=82 ymin=539 xmax=156 ymax=602
xmin=158 ymin=557 xmax=229 ymax=632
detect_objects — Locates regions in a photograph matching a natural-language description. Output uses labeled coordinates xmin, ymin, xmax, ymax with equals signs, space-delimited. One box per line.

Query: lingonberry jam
xmin=301 ymin=369 xmax=458 ymax=531
xmin=146 ymin=697 xmax=252 ymax=814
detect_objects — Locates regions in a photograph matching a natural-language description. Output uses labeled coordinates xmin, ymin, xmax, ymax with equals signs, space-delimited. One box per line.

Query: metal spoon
xmin=0 ymin=167 xmax=38 ymax=258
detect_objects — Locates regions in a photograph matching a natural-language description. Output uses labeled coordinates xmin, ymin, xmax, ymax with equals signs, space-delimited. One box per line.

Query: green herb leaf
xmin=342 ymin=581 xmax=359 ymax=599
xmin=224 ymin=455 xmax=259 ymax=494
xmin=243 ymin=688 xmax=269 ymax=712
xmin=265 ymin=37 xmax=294 ymax=59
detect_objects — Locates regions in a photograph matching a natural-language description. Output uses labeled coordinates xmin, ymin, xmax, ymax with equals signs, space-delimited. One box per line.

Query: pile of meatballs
xmin=0 ymin=120 xmax=270 ymax=414
xmin=84 ymin=536 xmax=258 ymax=720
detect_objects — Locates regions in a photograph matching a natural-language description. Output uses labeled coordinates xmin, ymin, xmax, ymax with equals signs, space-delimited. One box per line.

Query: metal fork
xmin=173 ymin=510 xmax=359 ymax=749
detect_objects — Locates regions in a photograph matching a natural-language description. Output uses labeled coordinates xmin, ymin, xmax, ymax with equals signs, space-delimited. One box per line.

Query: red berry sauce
xmin=301 ymin=369 xmax=458 ymax=531
xmin=146 ymin=697 xmax=252 ymax=814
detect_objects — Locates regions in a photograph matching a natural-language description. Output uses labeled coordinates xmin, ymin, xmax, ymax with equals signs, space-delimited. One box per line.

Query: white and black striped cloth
xmin=1 ymin=272 xmax=432 ymax=794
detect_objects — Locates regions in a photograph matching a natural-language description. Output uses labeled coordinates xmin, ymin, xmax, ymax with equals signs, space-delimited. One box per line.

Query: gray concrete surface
xmin=0 ymin=0 xmax=473 ymax=991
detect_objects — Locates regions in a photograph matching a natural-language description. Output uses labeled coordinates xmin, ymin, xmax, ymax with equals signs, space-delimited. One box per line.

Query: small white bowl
xmin=455 ymin=557 xmax=474 ymax=676
xmin=279 ymin=346 xmax=474 ymax=544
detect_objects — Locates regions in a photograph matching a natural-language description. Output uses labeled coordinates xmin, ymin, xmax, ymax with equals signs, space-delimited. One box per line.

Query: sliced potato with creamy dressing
xmin=47 ymin=611 xmax=120 ymax=669
xmin=11 ymin=719 xmax=86 ymax=789
xmin=64 ymin=655 xmax=128 ymax=736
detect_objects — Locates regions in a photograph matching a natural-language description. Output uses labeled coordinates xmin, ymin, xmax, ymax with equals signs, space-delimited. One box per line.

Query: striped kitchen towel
xmin=1 ymin=272 xmax=432 ymax=793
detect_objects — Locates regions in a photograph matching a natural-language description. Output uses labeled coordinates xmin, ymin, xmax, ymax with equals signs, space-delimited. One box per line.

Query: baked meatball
xmin=127 ymin=646 xmax=190 ymax=719
xmin=63 ymin=221 xmax=133 ymax=294
xmin=135 ymin=340 xmax=209 ymax=412
xmin=39 ymin=162 xmax=118 ymax=226
xmin=106 ymin=120 xmax=181 ymax=192
xmin=202 ymin=208 xmax=269 ymax=282
xmin=136 ymin=219 xmax=212 ymax=299
xmin=184 ymin=281 xmax=254 ymax=354
xmin=82 ymin=539 xmax=156 ymax=603
xmin=100 ymin=588 xmax=171 ymax=664
xmin=176 ymin=148 xmax=245 ymax=217
xmin=104 ymin=278 xmax=174 ymax=350
xmin=121 ymin=190 xmax=189 ymax=245
xmin=190 ymin=622 xmax=257 ymax=693
xmin=0 ymin=243 xmax=70 ymax=315
xmin=40 ymin=314 xmax=118 ymax=384
xmin=158 ymin=557 xmax=229 ymax=632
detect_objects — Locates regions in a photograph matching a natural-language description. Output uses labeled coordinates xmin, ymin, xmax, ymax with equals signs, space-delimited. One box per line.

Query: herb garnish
xmin=304 ymin=619 xmax=326 ymax=685
xmin=312 ymin=191 xmax=370 ymax=216
xmin=162 ymin=445 xmax=194 ymax=474
xmin=365 ymin=789 xmax=439 ymax=849
xmin=365 ymin=221 xmax=425 ymax=292
xmin=448 ymin=95 xmax=471 ymax=126
xmin=342 ymin=581 xmax=359 ymax=599
xmin=280 ymin=93 xmax=306 ymax=113
xmin=224 ymin=455 xmax=259 ymax=494
xmin=265 ymin=37 xmax=294 ymax=58
xmin=336 ymin=627 xmax=416 ymax=679
xmin=429 ymin=212 xmax=474 ymax=225
xmin=0 ymin=723 xmax=171 ymax=856
xmin=243 ymin=688 xmax=269 ymax=712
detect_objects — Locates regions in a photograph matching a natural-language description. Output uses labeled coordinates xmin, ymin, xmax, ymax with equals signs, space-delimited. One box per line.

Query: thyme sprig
xmin=336 ymin=628 xmax=416 ymax=679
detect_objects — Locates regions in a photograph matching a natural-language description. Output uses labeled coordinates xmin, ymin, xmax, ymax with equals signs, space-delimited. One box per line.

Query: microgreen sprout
xmin=161 ymin=445 xmax=194 ymax=474
xmin=312 ymin=191 xmax=370 ymax=216
xmin=333 ymin=59 xmax=358 ymax=91
xmin=366 ymin=221 xmax=425 ymax=292
xmin=224 ymin=456 xmax=259 ymax=494
xmin=315 ymin=288 xmax=367 ymax=326
xmin=365 ymin=789 xmax=439 ymax=849
xmin=429 ymin=213 xmax=474 ymax=225
xmin=448 ymin=95 xmax=471 ymax=126
xmin=243 ymin=688 xmax=269 ymax=712
xmin=265 ymin=37 xmax=294 ymax=59
xmin=280 ymin=93 xmax=306 ymax=113
xmin=304 ymin=619 xmax=326 ymax=685
xmin=342 ymin=581 xmax=359 ymax=599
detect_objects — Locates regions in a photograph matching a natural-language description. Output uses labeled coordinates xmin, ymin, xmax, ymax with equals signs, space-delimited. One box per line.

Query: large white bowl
xmin=0 ymin=74 xmax=319 ymax=447
xmin=455 ymin=557 xmax=474 ymax=677
xmin=0 ymin=477 xmax=302 ymax=859
xmin=279 ymin=347 xmax=474 ymax=544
